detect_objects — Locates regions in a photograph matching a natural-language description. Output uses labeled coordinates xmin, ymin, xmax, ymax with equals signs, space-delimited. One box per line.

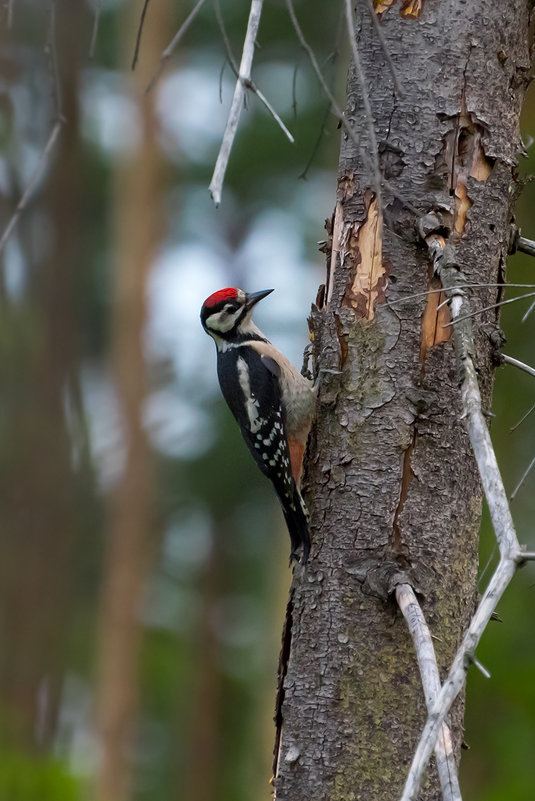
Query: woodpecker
xmin=200 ymin=287 xmax=315 ymax=564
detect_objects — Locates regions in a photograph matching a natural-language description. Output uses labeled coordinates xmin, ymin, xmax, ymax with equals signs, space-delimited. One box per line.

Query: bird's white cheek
xmin=206 ymin=311 xmax=236 ymax=334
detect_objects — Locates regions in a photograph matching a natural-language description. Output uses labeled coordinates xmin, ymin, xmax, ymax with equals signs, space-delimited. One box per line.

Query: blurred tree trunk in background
xmin=0 ymin=0 xmax=84 ymax=753
xmin=93 ymin=3 xmax=170 ymax=800
xmin=181 ymin=541 xmax=222 ymax=801
xmin=274 ymin=2 xmax=532 ymax=799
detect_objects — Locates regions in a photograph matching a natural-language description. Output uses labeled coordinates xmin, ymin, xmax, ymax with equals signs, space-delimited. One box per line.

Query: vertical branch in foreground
xmin=92 ymin=3 xmax=170 ymax=800
xmin=209 ymin=0 xmax=264 ymax=204
xmin=396 ymin=584 xmax=461 ymax=801
xmin=273 ymin=2 xmax=532 ymax=800
xmin=398 ymin=238 xmax=523 ymax=801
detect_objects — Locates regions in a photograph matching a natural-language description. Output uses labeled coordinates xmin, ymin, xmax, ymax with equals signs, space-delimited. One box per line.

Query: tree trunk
xmin=92 ymin=4 xmax=170 ymax=800
xmin=274 ymin=2 xmax=532 ymax=799
xmin=0 ymin=0 xmax=83 ymax=752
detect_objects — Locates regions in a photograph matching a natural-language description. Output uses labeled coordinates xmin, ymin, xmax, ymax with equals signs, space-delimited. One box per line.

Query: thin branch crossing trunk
xmin=274 ymin=2 xmax=532 ymax=799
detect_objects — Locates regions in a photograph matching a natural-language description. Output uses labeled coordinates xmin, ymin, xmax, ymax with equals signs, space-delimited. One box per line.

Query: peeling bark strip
xmin=343 ymin=195 xmax=387 ymax=320
xmin=274 ymin=2 xmax=532 ymax=800
xmin=375 ymin=0 xmax=425 ymax=19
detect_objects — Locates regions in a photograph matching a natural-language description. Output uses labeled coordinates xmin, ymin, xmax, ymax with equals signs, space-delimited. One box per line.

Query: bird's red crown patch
xmin=203 ymin=287 xmax=238 ymax=309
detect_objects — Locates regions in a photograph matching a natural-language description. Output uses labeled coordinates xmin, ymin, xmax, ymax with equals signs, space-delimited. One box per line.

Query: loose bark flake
xmin=375 ymin=0 xmax=425 ymax=19
xmin=342 ymin=195 xmax=387 ymax=322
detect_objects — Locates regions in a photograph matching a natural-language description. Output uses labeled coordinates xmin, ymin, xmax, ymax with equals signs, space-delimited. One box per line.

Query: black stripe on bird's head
xmin=200 ymin=287 xmax=274 ymax=342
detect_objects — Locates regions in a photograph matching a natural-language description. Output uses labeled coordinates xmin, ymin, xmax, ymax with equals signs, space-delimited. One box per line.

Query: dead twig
xmin=0 ymin=1 xmax=64 ymax=257
xmin=46 ymin=0 xmax=62 ymax=119
xmin=521 ymin=298 xmax=535 ymax=322
xmin=0 ymin=122 xmax=63 ymax=257
xmin=213 ymin=0 xmax=293 ymax=145
xmin=146 ymin=0 xmax=209 ymax=93
xmin=400 ymin=236 xmax=523 ymax=801
xmin=364 ymin=0 xmax=404 ymax=96
xmin=387 ymin=282 xmax=535 ymax=307
xmin=286 ymin=0 xmax=418 ymax=216
xmin=298 ymin=101 xmax=331 ymax=180
xmin=209 ymin=0 xmax=264 ymax=205
xmin=285 ymin=0 xmax=351 ymax=142
xmin=131 ymin=0 xmax=152 ymax=70
xmin=511 ymin=454 xmax=535 ymax=501
xmin=396 ymin=584 xmax=462 ymax=801
xmin=501 ymin=353 xmax=535 ymax=381
xmin=502 ymin=353 xmax=535 ymax=499
xmin=517 ymin=235 xmax=535 ymax=258
xmin=510 ymin=401 xmax=535 ymax=432
xmin=442 ymin=291 xmax=535 ymax=328
xmin=89 ymin=0 xmax=102 ymax=58
xmin=344 ymin=0 xmax=382 ymax=207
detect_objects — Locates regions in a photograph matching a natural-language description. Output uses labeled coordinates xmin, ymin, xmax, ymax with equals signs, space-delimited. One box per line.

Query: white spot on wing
xmin=237 ymin=356 xmax=262 ymax=433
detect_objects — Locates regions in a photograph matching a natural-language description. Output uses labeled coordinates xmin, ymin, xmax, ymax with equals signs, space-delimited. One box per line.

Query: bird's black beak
xmin=245 ymin=288 xmax=274 ymax=309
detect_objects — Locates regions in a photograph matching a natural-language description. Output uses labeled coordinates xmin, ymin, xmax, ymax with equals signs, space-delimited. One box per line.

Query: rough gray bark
xmin=274 ymin=2 xmax=532 ymax=799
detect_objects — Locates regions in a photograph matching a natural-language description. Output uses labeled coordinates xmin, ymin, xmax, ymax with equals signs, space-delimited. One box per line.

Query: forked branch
xmin=396 ymin=584 xmax=462 ymax=801
xmin=209 ymin=0 xmax=264 ymax=205
xmin=501 ymin=353 xmax=535 ymax=380
xmin=146 ymin=0 xmax=209 ymax=93
xmin=400 ymin=235 xmax=523 ymax=801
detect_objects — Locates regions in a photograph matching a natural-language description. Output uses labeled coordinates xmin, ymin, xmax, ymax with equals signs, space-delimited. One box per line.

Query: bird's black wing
xmin=217 ymin=347 xmax=310 ymax=562
xmin=217 ymin=347 xmax=291 ymax=484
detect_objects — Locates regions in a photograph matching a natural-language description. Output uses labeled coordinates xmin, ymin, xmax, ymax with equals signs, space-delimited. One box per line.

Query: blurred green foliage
xmin=0 ymin=753 xmax=80 ymax=801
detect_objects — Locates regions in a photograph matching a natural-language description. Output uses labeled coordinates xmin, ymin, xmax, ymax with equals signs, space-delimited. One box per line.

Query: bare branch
xmin=518 ymin=235 xmax=535 ymax=258
xmin=396 ymin=584 xmax=462 ymax=801
xmin=7 ymin=0 xmax=14 ymax=27
xmin=442 ymin=291 xmax=535 ymax=328
xmin=146 ymin=0 xmax=209 ymax=93
xmin=344 ymin=0 xmax=382 ymax=206
xmin=502 ymin=353 xmax=535 ymax=380
xmin=521 ymin=298 xmax=535 ymax=322
xmin=285 ymin=0 xmax=418 ymax=216
xmin=510 ymin=400 xmax=535 ymax=432
xmin=298 ymin=101 xmax=331 ymax=180
xmin=401 ymin=563 xmax=518 ymax=801
xmin=471 ymin=656 xmax=491 ymax=679
xmin=285 ymin=0 xmax=352 ymax=141
xmin=0 ymin=1 xmax=63 ymax=257
xmin=294 ymin=8 xmax=344 ymax=178
xmin=89 ymin=0 xmax=102 ymax=58
xmin=516 ymin=550 xmax=535 ymax=562
xmin=387 ymin=282 xmax=535 ymax=307
xmin=213 ymin=0 xmax=294 ymax=145
xmin=0 ymin=122 xmax=63 ymax=257
xmin=213 ymin=0 xmax=239 ymax=71
xmin=292 ymin=63 xmax=299 ymax=119
xmin=252 ymin=87 xmax=295 ymax=142
xmin=400 ymin=236 xmax=522 ymax=801
xmin=209 ymin=0 xmax=264 ymax=205
xmin=131 ymin=0 xmax=151 ymax=70
xmin=46 ymin=0 xmax=62 ymax=120
xmin=510 ymin=454 xmax=535 ymax=501
xmin=364 ymin=0 xmax=404 ymax=97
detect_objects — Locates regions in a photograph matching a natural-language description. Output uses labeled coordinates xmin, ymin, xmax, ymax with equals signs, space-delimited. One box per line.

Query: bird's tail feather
xmin=281 ymin=486 xmax=310 ymax=565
